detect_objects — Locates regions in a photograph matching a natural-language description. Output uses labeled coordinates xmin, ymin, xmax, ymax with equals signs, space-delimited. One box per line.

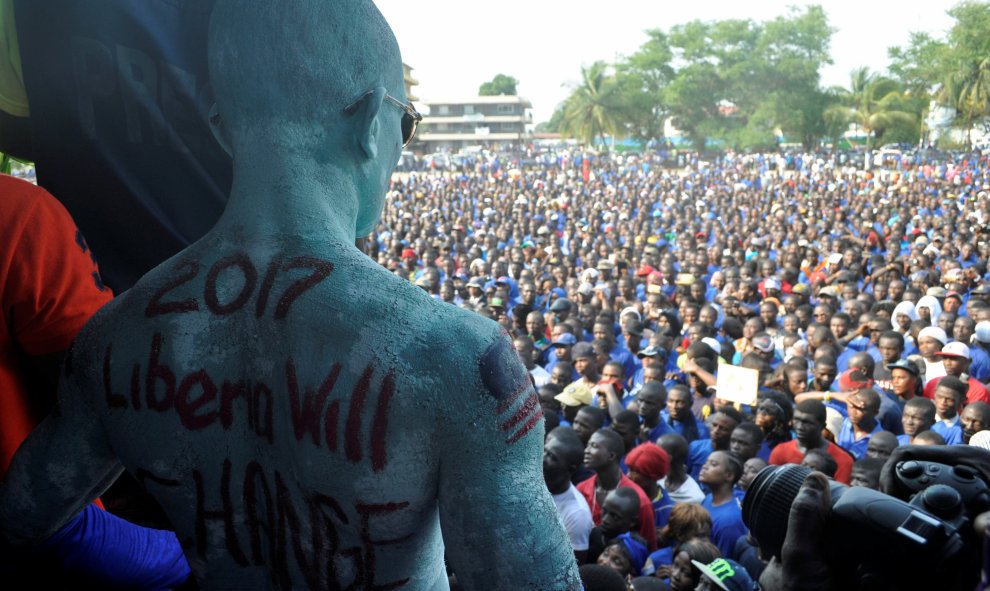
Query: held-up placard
xmin=715 ymin=364 xmax=759 ymax=406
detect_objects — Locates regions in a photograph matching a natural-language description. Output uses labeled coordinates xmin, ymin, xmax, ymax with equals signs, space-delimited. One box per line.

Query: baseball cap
xmin=554 ymin=383 xmax=593 ymax=407
xmin=596 ymin=259 xmax=615 ymax=270
xmin=572 ymin=342 xmax=595 ymax=359
xmin=818 ymin=286 xmax=839 ymax=298
xmin=752 ymin=335 xmax=774 ymax=353
xmin=401 ymin=248 xmax=417 ymax=260
xmin=918 ymin=326 xmax=948 ymax=345
xmin=886 ymin=358 xmax=920 ymax=376
xmin=945 ymin=290 xmax=963 ymax=301
xmin=764 ymin=278 xmax=781 ymax=290
xmin=838 ymin=369 xmax=873 ymax=391
xmin=701 ymin=337 xmax=722 ymax=356
xmin=936 ymin=341 xmax=970 ymax=359
xmin=550 ymin=298 xmax=573 ymax=313
xmin=675 ymin=273 xmax=696 ymax=286
xmin=637 ymin=345 xmax=663 ymax=358
xmin=552 ymin=333 xmax=577 ymax=347
xmin=692 ymin=558 xmax=756 ymax=591
xmin=636 ymin=264 xmax=655 ymax=277
xmin=926 ymin=286 xmax=948 ymax=299
xmin=974 ymin=321 xmax=990 ymax=344
xmin=791 ymin=283 xmax=810 ymax=295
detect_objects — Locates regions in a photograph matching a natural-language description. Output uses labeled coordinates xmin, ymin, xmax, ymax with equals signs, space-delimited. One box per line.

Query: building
xmin=403 ymin=63 xmax=419 ymax=102
xmin=416 ymin=96 xmax=532 ymax=152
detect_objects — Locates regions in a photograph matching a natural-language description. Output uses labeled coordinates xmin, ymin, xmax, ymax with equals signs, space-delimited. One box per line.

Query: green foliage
xmin=478 ymin=74 xmax=518 ymax=96
xmin=889 ymin=1 xmax=990 ymax=147
xmin=544 ymin=2 xmax=990 ymax=149
xmin=556 ymin=62 xmax=625 ymax=149
xmin=825 ymin=68 xmax=917 ymax=150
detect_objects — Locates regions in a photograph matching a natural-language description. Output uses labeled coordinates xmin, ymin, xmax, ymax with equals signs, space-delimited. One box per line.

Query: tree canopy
xmin=546 ymin=1 xmax=990 ymax=150
xmin=479 ymin=74 xmax=518 ymax=96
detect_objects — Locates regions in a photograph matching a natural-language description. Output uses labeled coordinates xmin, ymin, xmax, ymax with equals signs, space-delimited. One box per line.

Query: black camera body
xmin=743 ymin=461 xmax=989 ymax=590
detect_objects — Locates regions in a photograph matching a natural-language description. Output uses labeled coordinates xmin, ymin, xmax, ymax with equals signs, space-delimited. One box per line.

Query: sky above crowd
xmin=376 ymin=0 xmax=959 ymax=124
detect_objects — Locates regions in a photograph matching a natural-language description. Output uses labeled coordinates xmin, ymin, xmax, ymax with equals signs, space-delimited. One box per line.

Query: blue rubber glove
xmin=37 ymin=504 xmax=190 ymax=589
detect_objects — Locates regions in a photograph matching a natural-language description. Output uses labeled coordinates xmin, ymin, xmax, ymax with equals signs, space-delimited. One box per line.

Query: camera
xmin=743 ymin=462 xmax=989 ymax=589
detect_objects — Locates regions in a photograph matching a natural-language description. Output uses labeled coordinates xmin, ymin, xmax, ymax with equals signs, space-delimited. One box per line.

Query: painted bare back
xmin=0 ymin=1 xmax=580 ymax=589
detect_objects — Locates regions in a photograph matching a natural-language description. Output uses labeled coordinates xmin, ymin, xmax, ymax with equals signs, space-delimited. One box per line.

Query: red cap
xmin=636 ymin=265 xmax=655 ymax=277
xmin=401 ymin=248 xmax=417 ymax=260
xmin=838 ymin=369 xmax=873 ymax=391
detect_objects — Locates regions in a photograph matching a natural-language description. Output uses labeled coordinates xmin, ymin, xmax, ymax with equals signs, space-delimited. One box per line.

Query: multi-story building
xmin=403 ymin=63 xmax=419 ymax=102
xmin=416 ymin=96 xmax=532 ymax=152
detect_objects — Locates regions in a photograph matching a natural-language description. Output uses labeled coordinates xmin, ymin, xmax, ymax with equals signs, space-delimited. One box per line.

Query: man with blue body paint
xmin=0 ymin=2 xmax=579 ymax=589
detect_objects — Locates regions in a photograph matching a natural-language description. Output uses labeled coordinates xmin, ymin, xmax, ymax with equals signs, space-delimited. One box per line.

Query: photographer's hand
xmin=759 ymin=472 xmax=834 ymax=591
xmin=880 ymin=444 xmax=990 ymax=498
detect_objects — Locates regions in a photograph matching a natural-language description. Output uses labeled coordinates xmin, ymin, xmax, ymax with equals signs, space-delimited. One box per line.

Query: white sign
xmin=715 ymin=364 xmax=759 ymax=406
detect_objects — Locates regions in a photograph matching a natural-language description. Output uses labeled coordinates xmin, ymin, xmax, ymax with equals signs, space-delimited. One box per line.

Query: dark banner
xmin=15 ymin=0 xmax=230 ymax=291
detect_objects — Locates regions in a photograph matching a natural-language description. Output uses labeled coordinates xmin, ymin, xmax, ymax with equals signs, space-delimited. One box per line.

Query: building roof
xmin=419 ymin=132 xmax=526 ymax=141
xmin=420 ymin=115 xmax=529 ymax=124
xmin=421 ymin=96 xmax=533 ymax=107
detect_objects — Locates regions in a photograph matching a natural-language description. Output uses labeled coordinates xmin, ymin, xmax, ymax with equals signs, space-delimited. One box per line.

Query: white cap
xmin=974 ymin=321 xmax=990 ymax=344
xmin=765 ymin=278 xmax=781 ymax=290
xmin=701 ymin=337 xmax=722 ymax=355
xmin=620 ymin=306 xmax=642 ymax=321
xmin=970 ymin=430 xmax=990 ymax=450
xmin=936 ymin=341 xmax=970 ymax=359
xmin=918 ymin=326 xmax=948 ymax=346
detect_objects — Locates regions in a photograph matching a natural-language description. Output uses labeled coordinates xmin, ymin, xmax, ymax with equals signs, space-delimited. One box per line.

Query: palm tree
xmin=558 ymin=62 xmax=624 ymax=149
xmin=939 ymin=56 xmax=990 ymax=148
xmin=825 ymin=67 xmax=917 ymax=151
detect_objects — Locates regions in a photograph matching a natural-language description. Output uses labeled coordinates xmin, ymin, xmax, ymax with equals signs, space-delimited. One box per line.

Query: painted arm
xmin=0 ymin=342 xmax=190 ymax=587
xmin=438 ymin=335 xmax=580 ymax=590
xmin=0 ymin=352 xmax=121 ymax=547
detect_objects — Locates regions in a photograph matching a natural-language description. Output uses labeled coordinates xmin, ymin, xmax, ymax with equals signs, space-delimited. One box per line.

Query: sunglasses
xmin=344 ymin=90 xmax=422 ymax=148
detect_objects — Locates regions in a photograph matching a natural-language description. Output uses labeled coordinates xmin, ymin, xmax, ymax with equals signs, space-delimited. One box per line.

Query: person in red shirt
xmin=922 ymin=342 xmax=990 ymax=404
xmin=0 ymin=174 xmax=189 ymax=587
xmin=769 ymin=399 xmax=854 ymax=484
xmin=0 ymin=175 xmax=113 ymax=476
xmin=577 ymin=429 xmax=658 ymax=550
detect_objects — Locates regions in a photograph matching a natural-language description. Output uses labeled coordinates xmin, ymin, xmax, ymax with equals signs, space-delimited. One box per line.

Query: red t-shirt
xmin=923 ymin=376 xmax=990 ymax=405
xmin=0 ymin=175 xmax=113 ymax=475
xmin=768 ymin=439 xmax=854 ymax=484
xmin=576 ymin=472 xmax=657 ymax=550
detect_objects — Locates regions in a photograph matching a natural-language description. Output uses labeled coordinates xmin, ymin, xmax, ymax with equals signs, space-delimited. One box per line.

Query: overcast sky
xmin=376 ymin=0 xmax=958 ymax=123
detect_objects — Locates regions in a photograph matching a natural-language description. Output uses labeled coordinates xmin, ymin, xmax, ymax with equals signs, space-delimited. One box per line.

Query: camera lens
xmin=742 ymin=464 xmax=813 ymax=558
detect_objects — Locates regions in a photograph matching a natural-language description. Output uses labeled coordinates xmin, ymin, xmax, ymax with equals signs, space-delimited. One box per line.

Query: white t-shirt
xmin=552 ymin=484 xmax=594 ymax=551
xmin=660 ymin=475 xmax=706 ymax=505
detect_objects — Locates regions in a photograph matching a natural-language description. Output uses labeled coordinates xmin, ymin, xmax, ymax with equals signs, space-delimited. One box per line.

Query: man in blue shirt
xmin=837 ymin=388 xmax=883 ymax=459
xmin=932 ymin=377 xmax=966 ymax=445
xmin=687 ymin=408 xmax=743 ymax=480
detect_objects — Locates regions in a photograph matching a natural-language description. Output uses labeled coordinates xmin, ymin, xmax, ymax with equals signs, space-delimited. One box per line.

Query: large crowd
xmin=364 ymin=145 xmax=990 ymax=589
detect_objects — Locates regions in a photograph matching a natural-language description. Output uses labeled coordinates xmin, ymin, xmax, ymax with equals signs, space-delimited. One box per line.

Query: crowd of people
xmin=365 ymin=145 xmax=990 ymax=589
